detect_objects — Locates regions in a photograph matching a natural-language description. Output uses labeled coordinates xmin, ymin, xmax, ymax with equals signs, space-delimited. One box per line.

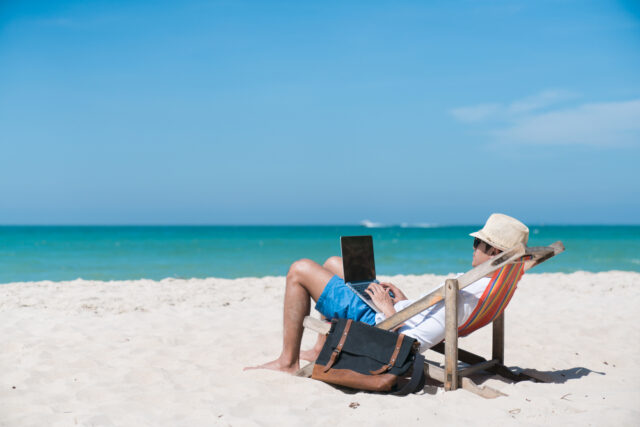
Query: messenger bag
xmin=311 ymin=318 xmax=425 ymax=395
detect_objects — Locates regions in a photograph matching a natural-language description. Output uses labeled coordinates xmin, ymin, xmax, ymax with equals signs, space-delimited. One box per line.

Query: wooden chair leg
xmin=492 ymin=312 xmax=504 ymax=365
xmin=444 ymin=278 xmax=459 ymax=391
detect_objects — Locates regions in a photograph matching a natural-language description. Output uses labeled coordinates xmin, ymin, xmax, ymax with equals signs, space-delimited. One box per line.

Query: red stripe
xmin=459 ymin=266 xmax=506 ymax=330
xmin=458 ymin=262 xmax=524 ymax=337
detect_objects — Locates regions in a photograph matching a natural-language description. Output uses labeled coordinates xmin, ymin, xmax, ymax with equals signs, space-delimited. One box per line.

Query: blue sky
xmin=1 ymin=0 xmax=639 ymax=225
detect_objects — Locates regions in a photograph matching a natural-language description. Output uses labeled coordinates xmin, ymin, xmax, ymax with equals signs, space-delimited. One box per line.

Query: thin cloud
xmin=450 ymin=103 xmax=500 ymax=123
xmin=506 ymin=89 xmax=576 ymax=115
xmin=495 ymin=99 xmax=640 ymax=147
xmin=450 ymin=91 xmax=640 ymax=147
xmin=450 ymin=89 xmax=576 ymax=123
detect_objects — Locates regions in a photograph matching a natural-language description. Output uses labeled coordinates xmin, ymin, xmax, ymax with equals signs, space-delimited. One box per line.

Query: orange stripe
xmin=458 ymin=262 xmax=524 ymax=337
xmin=460 ymin=265 xmax=509 ymax=330
xmin=479 ymin=264 xmax=519 ymax=320
xmin=461 ymin=264 xmax=521 ymax=335
xmin=475 ymin=266 xmax=515 ymax=323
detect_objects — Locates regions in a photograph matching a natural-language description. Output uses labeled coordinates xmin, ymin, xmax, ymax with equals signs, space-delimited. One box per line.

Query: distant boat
xmin=401 ymin=222 xmax=437 ymax=228
xmin=360 ymin=219 xmax=384 ymax=228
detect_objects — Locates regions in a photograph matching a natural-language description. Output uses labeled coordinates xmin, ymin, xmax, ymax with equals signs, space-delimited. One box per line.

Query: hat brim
xmin=469 ymin=230 xmax=509 ymax=251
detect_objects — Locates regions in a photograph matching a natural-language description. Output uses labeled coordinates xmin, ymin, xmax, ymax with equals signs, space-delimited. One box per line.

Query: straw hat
xmin=470 ymin=213 xmax=529 ymax=251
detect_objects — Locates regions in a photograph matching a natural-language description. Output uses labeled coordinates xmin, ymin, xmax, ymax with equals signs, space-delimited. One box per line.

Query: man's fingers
xmin=366 ymin=286 xmax=380 ymax=296
xmin=367 ymin=283 xmax=380 ymax=292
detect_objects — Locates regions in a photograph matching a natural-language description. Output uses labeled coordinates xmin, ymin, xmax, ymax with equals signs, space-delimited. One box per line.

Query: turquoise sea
xmin=1 ymin=225 xmax=639 ymax=283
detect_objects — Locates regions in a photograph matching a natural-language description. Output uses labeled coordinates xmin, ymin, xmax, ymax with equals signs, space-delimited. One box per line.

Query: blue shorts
xmin=315 ymin=275 xmax=377 ymax=325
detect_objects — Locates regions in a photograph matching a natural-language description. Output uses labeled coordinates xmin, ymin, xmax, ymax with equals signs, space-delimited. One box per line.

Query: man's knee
xmin=322 ymin=256 xmax=344 ymax=278
xmin=287 ymin=258 xmax=317 ymax=281
xmin=322 ymin=256 xmax=341 ymax=270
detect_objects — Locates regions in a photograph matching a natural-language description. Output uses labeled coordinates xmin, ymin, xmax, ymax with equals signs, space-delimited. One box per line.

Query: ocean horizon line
xmin=1 ymin=223 xmax=640 ymax=227
xmin=2 ymin=224 xmax=638 ymax=282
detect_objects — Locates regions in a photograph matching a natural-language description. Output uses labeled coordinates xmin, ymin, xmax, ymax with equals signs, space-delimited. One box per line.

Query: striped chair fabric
xmin=457 ymin=259 xmax=528 ymax=337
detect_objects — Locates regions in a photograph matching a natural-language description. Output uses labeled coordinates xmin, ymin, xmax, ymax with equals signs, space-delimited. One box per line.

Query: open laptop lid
xmin=341 ymin=235 xmax=376 ymax=283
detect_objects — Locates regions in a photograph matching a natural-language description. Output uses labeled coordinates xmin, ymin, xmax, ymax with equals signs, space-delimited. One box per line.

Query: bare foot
xmin=243 ymin=358 xmax=299 ymax=374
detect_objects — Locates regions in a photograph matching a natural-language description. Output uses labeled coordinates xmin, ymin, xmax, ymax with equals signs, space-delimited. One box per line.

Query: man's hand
xmin=365 ymin=283 xmax=398 ymax=318
xmin=378 ymin=282 xmax=408 ymax=303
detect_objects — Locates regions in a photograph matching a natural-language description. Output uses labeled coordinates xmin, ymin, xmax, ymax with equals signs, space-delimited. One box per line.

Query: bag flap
xmin=323 ymin=319 xmax=415 ymax=367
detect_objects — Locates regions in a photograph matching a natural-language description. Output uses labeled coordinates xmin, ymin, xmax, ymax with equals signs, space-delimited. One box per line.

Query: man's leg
xmin=300 ymin=256 xmax=343 ymax=362
xmin=322 ymin=256 xmax=343 ymax=278
xmin=244 ymin=259 xmax=334 ymax=373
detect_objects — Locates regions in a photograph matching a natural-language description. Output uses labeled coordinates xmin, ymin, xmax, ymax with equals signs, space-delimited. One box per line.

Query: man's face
xmin=472 ymin=238 xmax=498 ymax=267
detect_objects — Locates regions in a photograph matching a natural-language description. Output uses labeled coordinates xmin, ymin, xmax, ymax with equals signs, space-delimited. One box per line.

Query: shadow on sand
xmin=517 ymin=366 xmax=605 ymax=383
xmin=305 ymin=364 xmax=605 ymax=396
xmin=465 ymin=365 xmax=605 ymax=387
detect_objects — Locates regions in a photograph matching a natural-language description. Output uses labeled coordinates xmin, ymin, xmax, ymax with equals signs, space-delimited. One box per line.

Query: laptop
xmin=341 ymin=235 xmax=381 ymax=313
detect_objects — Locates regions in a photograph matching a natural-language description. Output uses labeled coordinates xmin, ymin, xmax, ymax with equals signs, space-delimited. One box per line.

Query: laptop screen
xmin=341 ymin=235 xmax=376 ymax=284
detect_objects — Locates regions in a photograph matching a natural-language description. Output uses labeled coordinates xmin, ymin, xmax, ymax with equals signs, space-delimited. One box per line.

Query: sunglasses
xmin=473 ymin=237 xmax=493 ymax=252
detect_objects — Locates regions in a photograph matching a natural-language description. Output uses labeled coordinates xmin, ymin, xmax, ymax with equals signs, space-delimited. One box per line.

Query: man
xmin=245 ymin=213 xmax=529 ymax=374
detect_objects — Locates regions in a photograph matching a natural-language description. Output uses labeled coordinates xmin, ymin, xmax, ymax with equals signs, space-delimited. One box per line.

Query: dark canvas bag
xmin=311 ymin=318 xmax=425 ymax=395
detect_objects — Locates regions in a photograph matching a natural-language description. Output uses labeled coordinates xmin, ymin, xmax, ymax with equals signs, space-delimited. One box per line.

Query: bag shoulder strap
xmin=392 ymin=353 xmax=425 ymax=396
xmin=369 ymin=333 xmax=405 ymax=375
xmin=323 ymin=319 xmax=353 ymax=372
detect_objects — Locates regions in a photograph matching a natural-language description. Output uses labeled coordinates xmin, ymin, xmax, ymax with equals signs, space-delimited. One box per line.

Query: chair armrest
xmin=524 ymin=241 xmax=565 ymax=271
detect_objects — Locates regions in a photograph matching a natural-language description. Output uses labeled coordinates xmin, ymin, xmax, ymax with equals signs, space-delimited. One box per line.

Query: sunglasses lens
xmin=473 ymin=238 xmax=495 ymax=253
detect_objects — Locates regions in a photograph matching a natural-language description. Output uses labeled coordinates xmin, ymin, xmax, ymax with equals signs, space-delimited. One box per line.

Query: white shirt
xmin=374 ymin=274 xmax=491 ymax=351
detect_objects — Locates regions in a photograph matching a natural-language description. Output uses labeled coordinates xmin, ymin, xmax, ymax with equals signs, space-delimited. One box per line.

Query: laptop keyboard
xmin=350 ymin=281 xmax=373 ymax=300
xmin=349 ymin=281 xmax=394 ymax=300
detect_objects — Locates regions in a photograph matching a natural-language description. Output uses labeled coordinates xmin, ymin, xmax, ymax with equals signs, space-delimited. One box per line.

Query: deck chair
xmin=297 ymin=241 xmax=565 ymax=398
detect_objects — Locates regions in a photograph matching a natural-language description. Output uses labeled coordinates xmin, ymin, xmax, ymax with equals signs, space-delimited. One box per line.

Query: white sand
xmin=1 ymin=271 xmax=639 ymax=426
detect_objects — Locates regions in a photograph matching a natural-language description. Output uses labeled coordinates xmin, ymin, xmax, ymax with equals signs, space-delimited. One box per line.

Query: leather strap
xmin=392 ymin=353 xmax=425 ymax=396
xmin=323 ymin=319 xmax=352 ymax=372
xmin=369 ymin=333 xmax=405 ymax=375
